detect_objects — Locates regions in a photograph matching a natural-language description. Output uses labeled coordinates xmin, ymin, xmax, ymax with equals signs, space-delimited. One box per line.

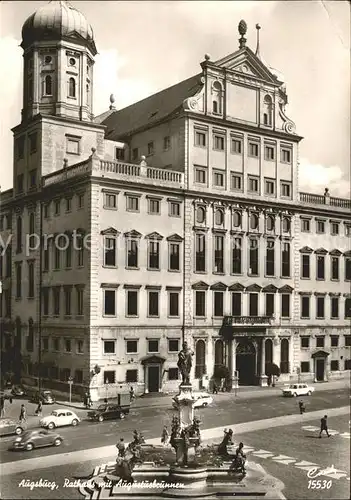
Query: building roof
xmin=100 ymin=74 xmax=202 ymax=141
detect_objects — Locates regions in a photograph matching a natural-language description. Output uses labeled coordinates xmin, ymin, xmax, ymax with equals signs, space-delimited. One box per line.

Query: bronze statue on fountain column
xmin=177 ymin=342 xmax=194 ymax=385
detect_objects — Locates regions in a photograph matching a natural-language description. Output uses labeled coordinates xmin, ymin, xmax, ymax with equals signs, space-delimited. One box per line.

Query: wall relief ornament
xmin=183 ymin=79 xmax=205 ymax=112
xmin=278 ymin=101 xmax=296 ymax=134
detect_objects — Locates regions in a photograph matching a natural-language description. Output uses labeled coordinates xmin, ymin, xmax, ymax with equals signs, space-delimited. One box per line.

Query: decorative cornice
xmin=329 ymin=249 xmax=342 ymax=256
xmin=193 ymin=226 xmax=209 ymax=233
xmin=314 ymin=248 xmax=328 ymax=255
xmin=192 ymin=281 xmax=209 ymax=290
xmin=299 ymin=246 xmax=313 ymax=254
xmin=314 ymin=292 xmax=327 ymax=296
xmin=329 ymin=292 xmax=341 ymax=297
xmin=166 ymin=233 xmax=183 ymax=242
xmin=246 ymin=283 xmax=262 ymax=292
xmin=166 ymin=286 xmax=182 ymax=291
xmin=100 ymin=227 xmax=120 ymax=236
xmin=145 ymin=285 xmax=162 ymax=290
xmin=145 ymin=232 xmax=163 ymax=240
xmin=100 ymin=283 xmax=119 ymax=289
xmin=212 ymin=228 xmax=227 ymax=234
xmin=228 ymin=282 xmax=245 ymax=292
xmin=123 ymin=284 xmax=142 ymax=289
xmin=262 ymin=284 xmax=278 ymax=293
xmin=299 ymin=291 xmax=312 ymax=295
xmin=124 ymin=230 xmax=142 ymax=239
xmin=278 ymin=285 xmax=294 ymax=293
xmin=210 ymin=282 xmax=227 ymax=291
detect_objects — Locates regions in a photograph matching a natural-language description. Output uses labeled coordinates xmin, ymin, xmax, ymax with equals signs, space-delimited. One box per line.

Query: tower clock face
xmin=69 ymin=57 xmax=76 ymax=66
xmin=44 ymin=56 xmax=52 ymax=64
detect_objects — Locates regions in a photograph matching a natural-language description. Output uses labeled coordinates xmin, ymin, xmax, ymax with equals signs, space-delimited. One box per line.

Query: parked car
xmin=87 ymin=403 xmax=128 ymax=422
xmin=11 ymin=385 xmax=27 ymax=397
xmin=40 ymin=409 xmax=80 ymax=429
xmin=31 ymin=390 xmax=55 ymax=404
xmin=282 ymin=384 xmax=315 ymax=397
xmin=0 ymin=418 xmax=26 ymax=437
xmin=172 ymin=392 xmax=213 ymax=409
xmin=9 ymin=429 xmax=63 ymax=451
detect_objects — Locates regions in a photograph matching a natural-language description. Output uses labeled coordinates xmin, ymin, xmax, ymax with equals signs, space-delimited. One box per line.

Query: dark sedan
xmin=0 ymin=418 xmax=26 ymax=437
xmin=9 ymin=429 xmax=63 ymax=451
xmin=87 ymin=403 xmax=128 ymax=422
xmin=31 ymin=390 xmax=55 ymax=404
xmin=11 ymin=385 xmax=27 ymax=397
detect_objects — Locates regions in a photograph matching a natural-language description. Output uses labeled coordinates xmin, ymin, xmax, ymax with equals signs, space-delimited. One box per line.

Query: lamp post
xmin=68 ymin=376 xmax=73 ymax=403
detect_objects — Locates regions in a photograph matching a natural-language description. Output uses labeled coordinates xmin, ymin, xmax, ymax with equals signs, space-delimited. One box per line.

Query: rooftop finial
xmin=255 ymin=24 xmax=261 ymax=58
xmin=109 ymin=93 xmax=116 ymax=111
xmin=238 ymin=20 xmax=247 ymax=49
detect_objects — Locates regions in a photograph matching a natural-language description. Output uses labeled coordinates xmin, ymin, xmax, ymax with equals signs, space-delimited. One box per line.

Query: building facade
xmin=0 ymin=1 xmax=350 ymax=399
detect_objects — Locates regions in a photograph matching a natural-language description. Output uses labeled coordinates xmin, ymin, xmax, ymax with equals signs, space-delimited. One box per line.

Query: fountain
xmin=77 ymin=342 xmax=286 ymax=499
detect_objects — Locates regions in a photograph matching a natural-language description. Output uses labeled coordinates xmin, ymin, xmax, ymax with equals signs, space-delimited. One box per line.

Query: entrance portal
xmin=236 ymin=341 xmax=256 ymax=385
xmin=315 ymin=359 xmax=325 ymax=381
xmin=147 ymin=365 xmax=160 ymax=393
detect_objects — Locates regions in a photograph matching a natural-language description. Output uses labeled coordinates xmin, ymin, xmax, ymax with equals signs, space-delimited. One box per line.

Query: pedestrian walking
xmin=130 ymin=386 xmax=135 ymax=402
xmin=0 ymin=396 xmax=5 ymax=417
xmin=116 ymin=438 xmax=126 ymax=458
xmin=298 ymin=401 xmax=305 ymax=415
xmin=212 ymin=382 xmax=219 ymax=394
xmin=19 ymin=404 xmax=27 ymax=423
xmin=35 ymin=400 xmax=43 ymax=417
xmin=319 ymin=415 xmax=331 ymax=438
xmin=161 ymin=426 xmax=169 ymax=445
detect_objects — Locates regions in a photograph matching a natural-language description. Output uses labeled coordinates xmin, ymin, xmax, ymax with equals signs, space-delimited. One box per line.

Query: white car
xmin=40 ymin=409 xmax=80 ymax=429
xmin=282 ymin=384 xmax=315 ymax=397
xmin=172 ymin=392 xmax=213 ymax=409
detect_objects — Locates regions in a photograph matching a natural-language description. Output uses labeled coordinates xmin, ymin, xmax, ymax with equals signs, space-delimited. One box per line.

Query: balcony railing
xmin=299 ymin=192 xmax=351 ymax=209
xmin=223 ymin=315 xmax=273 ymax=326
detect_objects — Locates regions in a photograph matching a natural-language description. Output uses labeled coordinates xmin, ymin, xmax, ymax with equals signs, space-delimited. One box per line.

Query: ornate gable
xmin=245 ymin=283 xmax=262 ymax=292
xmin=145 ymin=231 xmax=163 ymax=240
xmin=228 ymin=283 xmax=245 ymax=292
xmin=124 ymin=230 xmax=142 ymax=239
xmin=315 ymin=248 xmax=328 ymax=255
xmin=191 ymin=281 xmax=209 ymax=290
xmin=166 ymin=233 xmax=183 ymax=242
xmin=210 ymin=282 xmax=227 ymax=291
xmin=344 ymin=250 xmax=351 ymax=257
xmin=279 ymin=285 xmax=294 ymax=293
xmin=100 ymin=227 xmax=120 ymax=235
xmin=329 ymin=249 xmax=342 ymax=256
xmin=262 ymin=284 xmax=278 ymax=293
xmin=299 ymin=246 xmax=313 ymax=254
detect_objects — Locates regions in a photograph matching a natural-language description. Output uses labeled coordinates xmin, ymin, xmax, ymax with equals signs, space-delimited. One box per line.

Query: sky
xmin=0 ymin=0 xmax=350 ymax=197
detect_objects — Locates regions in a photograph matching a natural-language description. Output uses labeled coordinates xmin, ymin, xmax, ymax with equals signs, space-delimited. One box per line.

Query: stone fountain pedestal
xmin=172 ymin=383 xmax=194 ymax=427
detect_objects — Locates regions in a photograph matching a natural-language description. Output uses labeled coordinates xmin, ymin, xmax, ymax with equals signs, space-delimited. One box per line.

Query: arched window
xmin=44 ymin=75 xmax=52 ymax=95
xmin=27 ymin=318 xmax=34 ymax=352
xmin=280 ymin=338 xmax=289 ymax=374
xmin=265 ymin=339 xmax=273 ymax=372
xmin=263 ymin=95 xmax=273 ymax=126
xmin=214 ymin=339 xmax=224 ymax=369
xmin=29 ymin=213 xmax=35 ymax=249
xmin=16 ymin=216 xmax=22 ymax=252
xmin=212 ymin=81 xmax=223 ymax=114
xmin=250 ymin=213 xmax=259 ymax=230
xmin=195 ymin=340 xmax=206 ymax=378
xmin=266 ymin=215 xmax=274 ymax=231
xmin=68 ymin=77 xmax=76 ymax=98
xmin=233 ymin=211 xmax=242 ymax=228
xmin=282 ymin=217 xmax=291 ymax=233
xmin=86 ymin=83 xmax=90 ymax=105
xmin=196 ymin=206 xmax=206 ymax=224
xmin=215 ymin=209 xmax=224 ymax=226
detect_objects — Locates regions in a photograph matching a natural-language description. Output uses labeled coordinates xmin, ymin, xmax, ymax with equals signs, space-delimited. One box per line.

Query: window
xmin=54 ymin=199 xmax=60 ymax=215
xmin=16 ymin=136 xmax=25 ymax=159
xmin=281 ymin=294 xmax=290 ymax=318
xmin=316 ymin=296 xmax=325 ymax=318
xmin=104 ymin=193 xmax=117 ymax=209
xmin=168 ymin=368 xmax=179 ymax=380
xmin=266 ymin=240 xmax=275 ymax=276
xmin=169 ymin=292 xmax=179 ymax=317
xmin=75 ymin=369 xmax=83 ymax=383
xmin=317 ymin=256 xmax=325 ymax=280
xmin=281 ymin=242 xmax=290 ymax=277
xmin=250 ymin=213 xmax=259 ymax=230
xmin=17 ymin=174 xmax=24 ymax=194
xmin=15 ymin=262 xmax=22 ymax=298
xmin=132 ymin=148 xmax=138 ymax=161
xmin=77 ymin=236 xmax=84 ymax=267
xmin=231 ymin=138 xmax=242 ymax=154
xmin=249 ymin=239 xmax=258 ymax=275
xmin=316 ymin=221 xmax=325 ymax=234
xmin=42 ymin=289 xmax=49 ymax=316
xmin=345 ymin=225 xmax=351 ymax=237
xmin=248 ymin=142 xmax=259 ymax=157
xmin=195 ymin=234 xmax=206 ymax=272
xmin=28 ymin=212 xmax=35 ymax=248
xmin=331 ymin=222 xmax=339 ymax=235
xmin=196 ymin=206 xmax=206 ymax=224
xmin=44 ymin=75 xmax=52 ymax=95
xmin=331 ymin=297 xmax=339 ymax=318
xmin=213 ymin=171 xmax=224 ymax=187
xmin=148 ymin=199 xmax=160 ymax=214
xmin=104 ymin=237 xmax=116 ymax=267
xmin=195 ymin=340 xmax=206 ymax=378
xmin=330 ymin=360 xmax=339 ymax=371
xmin=65 ymin=339 xmax=71 ymax=353
xmin=42 ymin=338 xmax=49 ymax=352
xmin=281 ymin=183 xmax=291 ymax=198
xmin=330 ymin=335 xmax=339 ymax=347
xmin=54 ymin=244 xmax=61 ymax=270
xmin=263 ymin=95 xmax=273 ymax=126
xmin=148 ymin=339 xmax=159 ymax=353
xmin=266 ymin=215 xmax=275 ymax=232
xmin=147 ymin=141 xmax=154 ymax=155
xmin=213 ymin=135 xmax=225 ymax=151
xmin=53 ymin=338 xmax=59 ymax=352
xmin=68 ymin=77 xmax=76 ymax=98
xmin=29 ymin=169 xmax=37 ymax=188
xmin=265 ymin=294 xmax=274 ymax=317
xmin=316 ymin=336 xmax=325 ymax=348
xmin=64 ymin=287 xmax=72 ymax=315
xmin=301 ymin=336 xmax=310 ymax=348
xmin=168 ymin=339 xmax=179 ymax=352
xmin=77 ymin=193 xmax=84 ymax=208
xmin=77 ymin=288 xmax=84 ymax=315
xmin=169 ymin=201 xmax=180 ymax=217
xmin=301 ymin=296 xmax=310 ymax=318
xmin=104 ymin=371 xmax=116 ymax=384
xmin=264 ymin=145 xmax=275 ymax=161
xmin=195 ymin=291 xmax=206 ymax=317
xmin=249 ymin=293 xmax=258 ymax=316
xmin=248 ymin=177 xmax=259 ymax=193
xmin=163 ymin=136 xmax=171 ymax=150
xmin=169 ymin=243 xmax=180 ymax=271
xmin=28 ymin=77 xmax=33 ymax=101
xmin=300 ymin=362 xmax=310 ymax=373
xmin=148 ymin=241 xmax=160 ymax=269
xmin=66 ymin=198 xmax=72 ymax=212
xmin=195 ymin=130 xmax=206 ymax=147
xmin=301 ymin=254 xmax=310 ymax=278
xmin=345 ymin=299 xmax=351 ymax=319
xmin=104 ymin=290 xmax=116 ymax=316
xmin=345 ymin=360 xmax=351 ymax=370
xmin=232 ymin=238 xmax=242 ymax=274
xmin=331 ymin=257 xmax=339 ymax=280
xmin=126 ymin=340 xmax=138 ymax=354
xmin=265 ymin=180 xmax=275 ymax=196
xmin=53 ymin=287 xmax=60 ymax=316
xmin=115 ymin=147 xmax=125 ymax=161
xmin=16 ymin=216 xmax=22 ymax=253
xmin=213 ymin=291 xmax=223 ymax=317
xmin=231 ymin=292 xmax=241 ymax=316
xmin=281 ymin=148 xmax=291 ymax=163
xmin=214 ymin=235 xmax=224 ymax=273
xmin=127 ymin=239 xmax=138 ymax=268
xmin=103 ymin=341 xmax=115 ymax=354
xmin=232 ymin=212 xmax=242 ymax=228
xmin=127 ymin=196 xmax=139 ymax=212
xmin=29 ymin=133 xmax=37 ymax=153
xmin=345 ymin=335 xmax=351 ymax=346
xmin=195 ymin=167 xmax=207 ymax=184
xmin=301 ymin=219 xmax=310 ymax=232
xmin=148 ymin=291 xmax=159 ymax=317
xmin=231 ymin=174 xmax=242 ymax=191
xmin=282 ymin=218 xmax=291 ymax=233
xmin=345 ymin=258 xmax=351 ymax=281
xmin=28 ymin=261 xmax=34 ymax=298
xmin=127 ymin=290 xmax=138 ymax=316
xmin=126 ymin=370 xmax=137 ymax=383
xmin=214 ymin=209 xmax=224 ymax=226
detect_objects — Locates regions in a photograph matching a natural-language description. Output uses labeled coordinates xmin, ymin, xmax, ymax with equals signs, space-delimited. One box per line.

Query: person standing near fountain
xmin=177 ymin=341 xmax=194 ymax=385
xmin=161 ymin=426 xmax=169 ymax=445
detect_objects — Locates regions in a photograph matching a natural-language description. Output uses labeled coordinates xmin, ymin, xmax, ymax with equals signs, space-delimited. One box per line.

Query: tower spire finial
xmin=255 ymin=24 xmax=261 ymax=58
xmin=238 ymin=20 xmax=247 ymax=49
xmin=109 ymin=93 xmax=116 ymax=111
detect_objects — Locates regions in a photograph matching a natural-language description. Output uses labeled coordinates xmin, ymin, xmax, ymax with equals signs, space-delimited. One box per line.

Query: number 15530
xmin=308 ymin=480 xmax=332 ymax=490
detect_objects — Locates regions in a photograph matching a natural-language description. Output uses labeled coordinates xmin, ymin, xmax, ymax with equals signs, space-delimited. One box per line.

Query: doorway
xmin=147 ymin=365 xmax=160 ymax=393
xmin=315 ymin=359 xmax=325 ymax=381
xmin=236 ymin=341 xmax=256 ymax=385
